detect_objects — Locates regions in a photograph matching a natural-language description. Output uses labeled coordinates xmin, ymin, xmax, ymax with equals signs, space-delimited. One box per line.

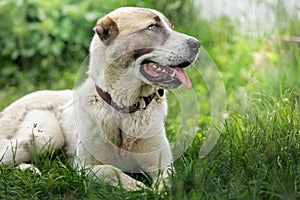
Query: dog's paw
xmin=118 ymin=175 xmax=149 ymax=191
xmin=152 ymin=180 xmax=168 ymax=194
xmin=17 ymin=163 xmax=41 ymax=175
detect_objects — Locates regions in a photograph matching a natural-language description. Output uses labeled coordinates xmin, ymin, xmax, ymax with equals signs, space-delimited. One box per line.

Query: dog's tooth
xmin=157 ymin=67 xmax=161 ymax=71
xmin=171 ymin=71 xmax=176 ymax=77
xmin=162 ymin=69 xmax=166 ymax=73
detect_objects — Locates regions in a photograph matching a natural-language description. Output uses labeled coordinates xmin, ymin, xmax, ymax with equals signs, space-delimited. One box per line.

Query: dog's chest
xmin=103 ymin=112 xmax=151 ymax=150
xmin=117 ymin=131 xmax=140 ymax=152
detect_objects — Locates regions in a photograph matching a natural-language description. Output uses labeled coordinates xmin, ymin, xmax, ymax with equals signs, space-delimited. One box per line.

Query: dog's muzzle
xmin=140 ymin=38 xmax=201 ymax=89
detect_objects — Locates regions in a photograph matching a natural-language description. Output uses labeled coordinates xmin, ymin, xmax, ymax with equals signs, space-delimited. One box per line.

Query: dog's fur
xmin=0 ymin=7 xmax=200 ymax=190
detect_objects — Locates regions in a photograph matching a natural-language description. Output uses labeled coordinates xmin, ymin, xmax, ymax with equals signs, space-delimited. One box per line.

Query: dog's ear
xmin=93 ymin=16 xmax=119 ymax=45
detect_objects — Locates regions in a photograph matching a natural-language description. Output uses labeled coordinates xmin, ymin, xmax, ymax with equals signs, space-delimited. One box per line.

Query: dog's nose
xmin=187 ymin=38 xmax=201 ymax=50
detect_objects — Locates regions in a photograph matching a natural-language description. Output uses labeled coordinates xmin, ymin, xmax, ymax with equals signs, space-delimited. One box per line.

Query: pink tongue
xmin=173 ymin=67 xmax=192 ymax=89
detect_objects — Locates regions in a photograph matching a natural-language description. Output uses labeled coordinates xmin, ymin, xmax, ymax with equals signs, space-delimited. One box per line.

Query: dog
xmin=0 ymin=7 xmax=200 ymax=191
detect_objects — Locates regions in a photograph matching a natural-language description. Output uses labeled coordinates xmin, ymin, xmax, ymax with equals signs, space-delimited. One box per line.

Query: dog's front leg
xmin=132 ymin=134 xmax=174 ymax=192
xmin=148 ymin=164 xmax=173 ymax=192
xmin=87 ymin=164 xmax=148 ymax=191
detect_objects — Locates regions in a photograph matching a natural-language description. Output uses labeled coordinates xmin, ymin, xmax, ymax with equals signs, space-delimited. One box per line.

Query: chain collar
xmin=95 ymin=85 xmax=164 ymax=113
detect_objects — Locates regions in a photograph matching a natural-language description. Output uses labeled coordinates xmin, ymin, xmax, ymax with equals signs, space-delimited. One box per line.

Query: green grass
xmin=1 ymin=1 xmax=300 ymax=199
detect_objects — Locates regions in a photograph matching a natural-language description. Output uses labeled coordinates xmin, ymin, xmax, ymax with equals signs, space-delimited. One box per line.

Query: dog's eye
xmin=148 ymin=24 xmax=161 ymax=32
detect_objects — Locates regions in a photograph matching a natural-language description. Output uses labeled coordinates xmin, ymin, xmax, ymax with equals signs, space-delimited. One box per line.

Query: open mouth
xmin=140 ymin=61 xmax=192 ymax=89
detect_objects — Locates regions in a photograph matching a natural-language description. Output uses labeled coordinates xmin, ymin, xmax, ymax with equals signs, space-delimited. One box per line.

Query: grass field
xmin=0 ymin=1 xmax=299 ymax=199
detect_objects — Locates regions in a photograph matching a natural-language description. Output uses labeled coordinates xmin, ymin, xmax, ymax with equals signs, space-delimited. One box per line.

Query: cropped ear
xmin=93 ymin=16 xmax=119 ymax=45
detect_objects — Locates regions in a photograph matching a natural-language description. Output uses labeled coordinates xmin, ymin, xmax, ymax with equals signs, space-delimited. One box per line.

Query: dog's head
xmin=89 ymin=7 xmax=200 ymax=92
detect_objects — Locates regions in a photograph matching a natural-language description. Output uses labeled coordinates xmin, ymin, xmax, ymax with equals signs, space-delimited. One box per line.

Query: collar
xmin=95 ymin=84 xmax=164 ymax=113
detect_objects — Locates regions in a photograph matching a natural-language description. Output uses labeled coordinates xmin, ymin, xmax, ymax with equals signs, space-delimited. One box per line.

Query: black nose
xmin=187 ymin=38 xmax=201 ymax=50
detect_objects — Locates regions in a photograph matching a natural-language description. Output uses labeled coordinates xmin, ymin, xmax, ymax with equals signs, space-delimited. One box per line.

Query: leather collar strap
xmin=95 ymin=85 xmax=164 ymax=113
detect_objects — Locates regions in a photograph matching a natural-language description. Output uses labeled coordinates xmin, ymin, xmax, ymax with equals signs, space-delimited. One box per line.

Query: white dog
xmin=0 ymin=7 xmax=200 ymax=191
